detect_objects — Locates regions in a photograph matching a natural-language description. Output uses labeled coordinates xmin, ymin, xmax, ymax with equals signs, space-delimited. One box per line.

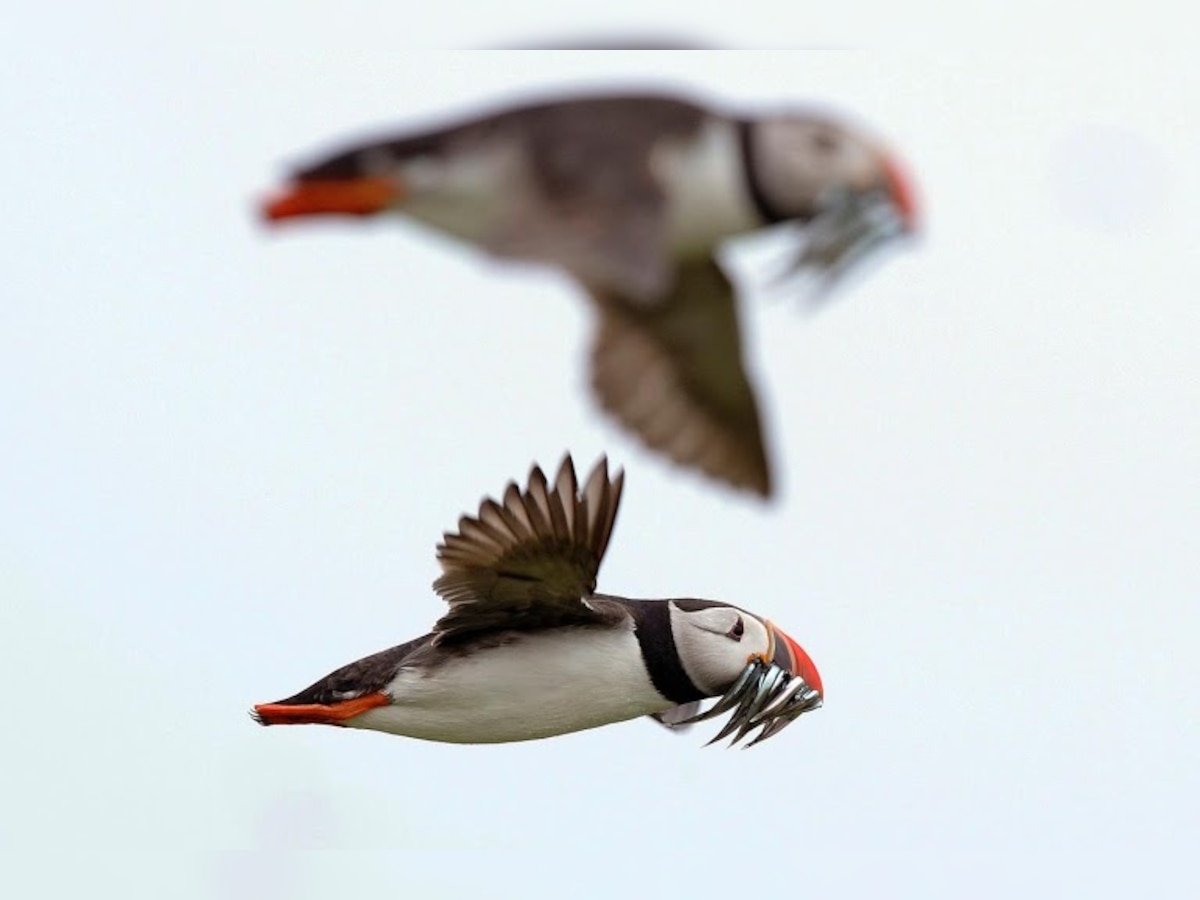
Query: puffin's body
xmin=254 ymin=457 xmax=823 ymax=747
xmin=260 ymin=93 xmax=918 ymax=498
xmin=267 ymin=624 xmax=673 ymax=744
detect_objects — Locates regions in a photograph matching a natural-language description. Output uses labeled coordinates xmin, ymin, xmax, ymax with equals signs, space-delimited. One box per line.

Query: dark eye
xmin=727 ymin=617 xmax=745 ymax=641
xmin=810 ymin=130 xmax=840 ymax=155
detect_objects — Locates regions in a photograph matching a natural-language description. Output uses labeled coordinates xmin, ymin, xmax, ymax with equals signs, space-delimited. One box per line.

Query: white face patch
xmin=752 ymin=116 xmax=882 ymax=218
xmin=668 ymin=603 xmax=771 ymax=696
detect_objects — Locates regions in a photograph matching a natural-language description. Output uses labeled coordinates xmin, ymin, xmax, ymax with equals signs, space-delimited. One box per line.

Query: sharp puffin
xmin=259 ymin=92 xmax=918 ymax=498
xmin=253 ymin=456 xmax=823 ymax=748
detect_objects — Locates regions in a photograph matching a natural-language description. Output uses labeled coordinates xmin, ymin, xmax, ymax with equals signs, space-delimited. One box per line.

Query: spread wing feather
xmin=432 ymin=456 xmax=626 ymax=643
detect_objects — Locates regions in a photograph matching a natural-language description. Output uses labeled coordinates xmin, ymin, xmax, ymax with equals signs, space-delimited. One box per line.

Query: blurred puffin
xmin=260 ymin=93 xmax=918 ymax=497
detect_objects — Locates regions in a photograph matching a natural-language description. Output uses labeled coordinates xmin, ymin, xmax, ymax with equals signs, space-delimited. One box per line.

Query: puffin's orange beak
xmin=765 ymin=620 xmax=824 ymax=698
xmin=880 ymin=152 xmax=919 ymax=232
xmin=261 ymin=177 xmax=399 ymax=223
xmin=251 ymin=691 xmax=389 ymax=727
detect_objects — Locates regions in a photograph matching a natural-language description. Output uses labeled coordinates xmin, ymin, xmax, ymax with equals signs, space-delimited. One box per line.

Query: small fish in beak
xmin=672 ymin=620 xmax=824 ymax=748
xmin=779 ymin=187 xmax=913 ymax=300
xmin=779 ymin=151 xmax=919 ymax=302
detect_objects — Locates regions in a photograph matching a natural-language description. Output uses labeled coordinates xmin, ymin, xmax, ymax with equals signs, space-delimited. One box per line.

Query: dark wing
xmin=485 ymin=95 xmax=710 ymax=302
xmin=587 ymin=257 xmax=773 ymax=497
xmin=432 ymin=456 xmax=626 ymax=644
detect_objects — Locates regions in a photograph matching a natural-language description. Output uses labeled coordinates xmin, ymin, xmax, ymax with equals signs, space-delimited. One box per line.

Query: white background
xmin=3 ymin=7 xmax=1197 ymax=899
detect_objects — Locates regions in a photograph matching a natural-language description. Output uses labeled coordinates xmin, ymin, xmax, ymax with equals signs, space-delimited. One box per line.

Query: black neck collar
xmin=737 ymin=119 xmax=788 ymax=226
xmin=625 ymin=600 xmax=707 ymax=704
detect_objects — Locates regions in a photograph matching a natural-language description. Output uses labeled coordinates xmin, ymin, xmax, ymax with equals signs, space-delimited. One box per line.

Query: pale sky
xmin=3 ymin=8 xmax=1198 ymax=900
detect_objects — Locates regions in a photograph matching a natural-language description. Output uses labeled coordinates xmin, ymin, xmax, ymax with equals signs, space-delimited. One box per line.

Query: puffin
xmin=259 ymin=92 xmax=918 ymax=498
xmin=252 ymin=455 xmax=823 ymax=748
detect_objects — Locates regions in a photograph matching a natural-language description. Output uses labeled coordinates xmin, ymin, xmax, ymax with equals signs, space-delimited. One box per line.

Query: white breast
xmin=349 ymin=626 xmax=673 ymax=744
xmin=654 ymin=118 xmax=762 ymax=255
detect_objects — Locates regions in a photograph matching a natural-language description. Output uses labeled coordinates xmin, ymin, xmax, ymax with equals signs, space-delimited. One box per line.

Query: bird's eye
xmin=810 ymin=130 xmax=840 ymax=155
xmin=727 ymin=617 xmax=745 ymax=641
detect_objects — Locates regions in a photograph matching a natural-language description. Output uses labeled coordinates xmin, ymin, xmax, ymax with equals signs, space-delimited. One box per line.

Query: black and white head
xmin=744 ymin=111 xmax=918 ymax=289
xmin=668 ymin=599 xmax=824 ymax=747
xmin=747 ymin=112 xmax=914 ymax=222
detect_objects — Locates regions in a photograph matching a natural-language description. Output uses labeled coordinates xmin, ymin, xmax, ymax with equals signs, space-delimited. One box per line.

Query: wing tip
xmin=434 ymin=452 xmax=626 ymax=580
xmin=429 ymin=452 xmax=628 ymax=642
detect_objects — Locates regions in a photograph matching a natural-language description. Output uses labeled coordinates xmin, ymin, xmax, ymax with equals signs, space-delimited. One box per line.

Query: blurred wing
xmin=432 ymin=456 xmax=626 ymax=644
xmin=587 ymin=257 xmax=772 ymax=497
xmin=485 ymin=96 xmax=709 ymax=302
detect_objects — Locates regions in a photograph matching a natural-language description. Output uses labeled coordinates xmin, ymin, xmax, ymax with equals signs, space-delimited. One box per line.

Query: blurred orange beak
xmin=881 ymin=153 xmax=919 ymax=231
xmin=261 ymin=177 xmax=399 ymax=222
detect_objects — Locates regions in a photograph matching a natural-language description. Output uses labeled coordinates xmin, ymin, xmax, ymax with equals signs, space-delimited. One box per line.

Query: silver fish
xmin=671 ymin=658 xmax=823 ymax=748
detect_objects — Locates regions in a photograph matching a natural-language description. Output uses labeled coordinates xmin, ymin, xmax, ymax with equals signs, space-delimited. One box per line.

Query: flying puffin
xmin=259 ymin=92 xmax=918 ymax=498
xmin=252 ymin=456 xmax=823 ymax=747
